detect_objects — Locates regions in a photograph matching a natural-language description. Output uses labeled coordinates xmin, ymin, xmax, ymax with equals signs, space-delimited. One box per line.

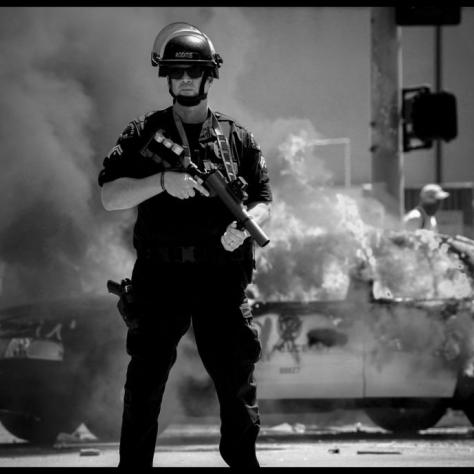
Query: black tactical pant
xmin=118 ymin=256 xmax=261 ymax=468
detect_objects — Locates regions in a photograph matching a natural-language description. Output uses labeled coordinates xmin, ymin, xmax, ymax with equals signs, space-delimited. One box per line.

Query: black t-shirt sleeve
xmin=239 ymin=130 xmax=273 ymax=204
xmin=98 ymin=121 xmax=145 ymax=187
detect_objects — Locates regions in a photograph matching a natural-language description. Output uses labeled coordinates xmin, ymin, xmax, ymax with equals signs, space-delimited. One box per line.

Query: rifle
xmin=141 ymin=130 xmax=270 ymax=247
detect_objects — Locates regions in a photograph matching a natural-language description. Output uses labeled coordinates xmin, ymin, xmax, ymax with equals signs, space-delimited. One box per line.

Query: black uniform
xmin=98 ymin=106 xmax=272 ymax=468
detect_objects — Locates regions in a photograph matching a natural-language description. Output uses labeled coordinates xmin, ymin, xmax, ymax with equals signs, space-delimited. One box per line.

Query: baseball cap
xmin=420 ymin=183 xmax=450 ymax=203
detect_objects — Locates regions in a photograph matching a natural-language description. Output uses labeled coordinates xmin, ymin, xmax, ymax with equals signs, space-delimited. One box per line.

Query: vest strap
xmin=211 ymin=112 xmax=237 ymax=182
xmin=171 ymin=108 xmax=238 ymax=184
xmin=172 ymin=110 xmax=192 ymax=168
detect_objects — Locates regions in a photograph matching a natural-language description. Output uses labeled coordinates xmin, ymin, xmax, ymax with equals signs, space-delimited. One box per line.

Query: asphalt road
xmin=0 ymin=410 xmax=472 ymax=467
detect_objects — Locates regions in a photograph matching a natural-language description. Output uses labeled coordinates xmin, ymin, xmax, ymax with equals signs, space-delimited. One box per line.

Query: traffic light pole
xmin=370 ymin=7 xmax=405 ymax=220
xmin=435 ymin=24 xmax=443 ymax=183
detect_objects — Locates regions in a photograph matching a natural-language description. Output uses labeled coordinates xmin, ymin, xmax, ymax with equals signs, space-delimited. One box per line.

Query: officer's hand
xmin=162 ymin=171 xmax=209 ymax=199
xmin=221 ymin=221 xmax=249 ymax=252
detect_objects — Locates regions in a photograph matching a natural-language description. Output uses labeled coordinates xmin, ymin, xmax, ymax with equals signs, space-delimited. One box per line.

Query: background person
xmin=403 ymin=183 xmax=450 ymax=232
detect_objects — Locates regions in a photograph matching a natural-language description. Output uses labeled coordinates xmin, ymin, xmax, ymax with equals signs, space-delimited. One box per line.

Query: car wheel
xmin=365 ymin=399 xmax=447 ymax=432
xmin=454 ymin=360 xmax=474 ymax=425
xmin=463 ymin=402 xmax=474 ymax=425
xmin=0 ymin=408 xmax=81 ymax=445
xmin=457 ymin=384 xmax=474 ymax=426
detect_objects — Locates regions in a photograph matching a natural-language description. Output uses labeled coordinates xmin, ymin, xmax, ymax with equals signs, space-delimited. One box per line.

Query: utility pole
xmin=434 ymin=25 xmax=442 ymax=183
xmin=370 ymin=7 xmax=405 ymax=220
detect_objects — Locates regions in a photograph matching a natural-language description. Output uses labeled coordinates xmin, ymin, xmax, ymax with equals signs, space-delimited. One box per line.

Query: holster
xmin=110 ymin=278 xmax=140 ymax=330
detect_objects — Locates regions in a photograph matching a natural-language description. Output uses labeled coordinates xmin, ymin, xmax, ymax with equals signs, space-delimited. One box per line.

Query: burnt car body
xmin=0 ymin=295 xmax=127 ymax=443
xmin=247 ymin=230 xmax=474 ymax=432
xmin=251 ymin=295 xmax=474 ymax=432
xmin=0 ymin=231 xmax=474 ymax=443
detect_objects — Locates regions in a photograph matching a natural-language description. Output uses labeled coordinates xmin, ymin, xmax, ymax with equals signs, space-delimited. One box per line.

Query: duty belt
xmin=139 ymin=245 xmax=246 ymax=264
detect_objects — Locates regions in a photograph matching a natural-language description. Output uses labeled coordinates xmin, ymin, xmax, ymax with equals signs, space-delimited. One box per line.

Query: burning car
xmin=251 ymin=290 xmax=474 ymax=432
xmin=0 ymin=230 xmax=473 ymax=443
xmin=248 ymin=229 xmax=474 ymax=432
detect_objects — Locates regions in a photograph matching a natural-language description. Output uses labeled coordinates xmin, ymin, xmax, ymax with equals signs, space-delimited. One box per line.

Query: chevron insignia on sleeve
xmin=107 ymin=144 xmax=123 ymax=158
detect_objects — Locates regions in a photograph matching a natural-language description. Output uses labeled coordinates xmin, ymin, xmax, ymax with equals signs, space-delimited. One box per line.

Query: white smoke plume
xmin=0 ymin=7 xmax=335 ymax=305
xmin=0 ymin=7 xmax=376 ymax=307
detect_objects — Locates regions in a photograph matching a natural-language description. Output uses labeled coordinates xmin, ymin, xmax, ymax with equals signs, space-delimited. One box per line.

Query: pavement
xmin=0 ymin=410 xmax=473 ymax=467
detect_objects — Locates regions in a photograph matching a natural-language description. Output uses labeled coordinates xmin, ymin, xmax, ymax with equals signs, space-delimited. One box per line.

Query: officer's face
xmin=169 ymin=66 xmax=213 ymax=97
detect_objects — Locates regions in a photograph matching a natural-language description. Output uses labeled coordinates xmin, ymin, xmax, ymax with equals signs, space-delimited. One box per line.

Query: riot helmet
xmin=151 ymin=22 xmax=223 ymax=106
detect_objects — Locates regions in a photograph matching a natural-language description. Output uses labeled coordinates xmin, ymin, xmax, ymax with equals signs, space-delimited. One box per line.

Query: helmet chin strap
xmin=168 ymin=72 xmax=209 ymax=107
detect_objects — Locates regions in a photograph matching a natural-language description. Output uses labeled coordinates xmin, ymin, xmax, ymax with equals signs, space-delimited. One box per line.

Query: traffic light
xmin=402 ymin=86 xmax=457 ymax=152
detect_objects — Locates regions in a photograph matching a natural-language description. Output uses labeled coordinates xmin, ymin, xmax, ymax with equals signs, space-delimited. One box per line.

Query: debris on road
xmin=329 ymin=448 xmax=340 ymax=454
xmin=79 ymin=448 xmax=101 ymax=457
xmin=265 ymin=422 xmax=306 ymax=434
xmin=266 ymin=422 xmax=293 ymax=433
xmin=56 ymin=423 xmax=98 ymax=445
xmin=357 ymin=450 xmax=401 ymax=455
xmin=293 ymin=423 xmax=306 ymax=433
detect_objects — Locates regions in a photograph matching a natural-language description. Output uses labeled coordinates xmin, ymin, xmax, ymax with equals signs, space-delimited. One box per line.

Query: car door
xmin=253 ymin=300 xmax=365 ymax=400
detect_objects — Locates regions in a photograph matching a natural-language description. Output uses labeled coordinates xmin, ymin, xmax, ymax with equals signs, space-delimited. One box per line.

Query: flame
xmin=254 ymin=130 xmax=474 ymax=306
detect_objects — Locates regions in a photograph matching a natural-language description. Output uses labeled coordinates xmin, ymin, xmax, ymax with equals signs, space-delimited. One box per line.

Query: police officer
xmin=98 ymin=22 xmax=272 ymax=468
xmin=403 ymin=183 xmax=449 ymax=232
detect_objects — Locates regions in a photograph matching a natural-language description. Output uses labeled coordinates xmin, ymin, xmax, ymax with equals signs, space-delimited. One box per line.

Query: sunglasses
xmin=168 ymin=66 xmax=204 ymax=80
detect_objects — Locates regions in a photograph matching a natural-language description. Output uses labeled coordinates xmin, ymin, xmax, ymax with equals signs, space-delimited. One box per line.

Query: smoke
xmin=370 ymin=230 xmax=474 ymax=300
xmin=251 ymin=127 xmax=474 ymax=304
xmin=0 ymin=6 xmax=375 ymax=307
xmin=0 ymin=8 xmax=142 ymax=305
xmin=251 ymin=126 xmax=385 ymax=302
xmin=366 ymin=300 xmax=474 ymax=373
xmin=0 ymin=7 xmax=336 ymax=305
